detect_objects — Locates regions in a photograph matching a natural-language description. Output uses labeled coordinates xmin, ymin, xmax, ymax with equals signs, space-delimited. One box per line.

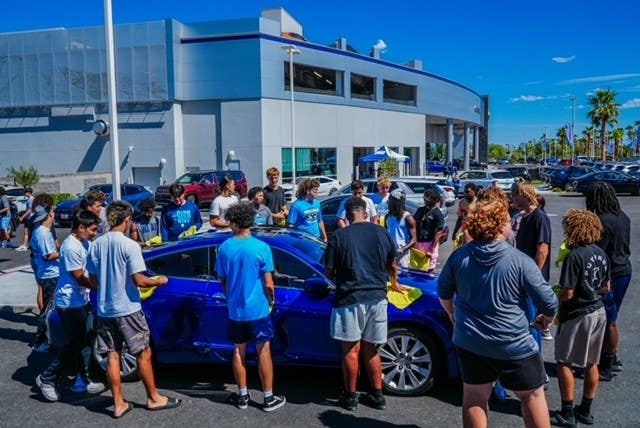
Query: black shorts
xmin=97 ymin=310 xmax=150 ymax=355
xmin=228 ymin=315 xmax=274 ymax=345
xmin=456 ymin=346 xmax=546 ymax=391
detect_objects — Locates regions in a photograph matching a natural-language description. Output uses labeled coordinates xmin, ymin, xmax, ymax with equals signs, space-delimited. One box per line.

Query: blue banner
xmin=565 ymin=124 xmax=574 ymax=147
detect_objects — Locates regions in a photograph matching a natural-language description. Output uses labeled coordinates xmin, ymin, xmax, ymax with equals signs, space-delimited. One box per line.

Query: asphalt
xmin=0 ymin=264 xmax=38 ymax=313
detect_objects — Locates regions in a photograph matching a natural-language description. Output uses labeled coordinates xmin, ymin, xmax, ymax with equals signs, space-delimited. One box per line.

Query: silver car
xmin=456 ymin=169 xmax=515 ymax=195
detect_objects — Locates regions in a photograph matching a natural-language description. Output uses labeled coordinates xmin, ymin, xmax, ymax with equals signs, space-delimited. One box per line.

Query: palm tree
xmin=582 ymin=126 xmax=595 ymax=158
xmin=611 ymin=128 xmax=625 ymax=161
xmin=587 ymin=89 xmax=620 ymax=160
xmin=556 ymin=127 xmax=567 ymax=159
xmin=626 ymin=125 xmax=637 ymax=158
xmin=635 ymin=120 xmax=640 ymax=157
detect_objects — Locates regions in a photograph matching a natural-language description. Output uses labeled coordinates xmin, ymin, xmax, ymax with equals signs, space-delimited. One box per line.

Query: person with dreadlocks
xmin=585 ymin=181 xmax=631 ymax=380
xmin=551 ymin=209 xmax=609 ymax=427
xmin=386 ymin=189 xmax=416 ymax=268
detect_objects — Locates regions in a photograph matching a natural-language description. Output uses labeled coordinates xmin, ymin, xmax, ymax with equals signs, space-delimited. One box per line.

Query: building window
xmin=351 ymin=73 xmax=375 ymax=101
xmin=282 ymin=147 xmax=337 ymax=180
xmin=284 ymin=62 xmax=341 ymax=96
xmin=383 ymin=80 xmax=416 ymax=106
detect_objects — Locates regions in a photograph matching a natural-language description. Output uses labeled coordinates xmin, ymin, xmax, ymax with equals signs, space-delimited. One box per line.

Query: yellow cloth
xmin=453 ymin=232 xmax=466 ymax=251
xmin=145 ymin=235 xmax=163 ymax=247
xmin=178 ymin=225 xmax=198 ymax=239
xmin=409 ymin=248 xmax=432 ymax=271
xmin=387 ymin=284 xmax=423 ymax=310
xmin=139 ymin=286 xmax=158 ymax=301
xmin=555 ymin=241 xmax=570 ymax=267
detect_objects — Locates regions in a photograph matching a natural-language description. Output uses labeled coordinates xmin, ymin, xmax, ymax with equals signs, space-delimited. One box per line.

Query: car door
xmin=143 ymin=246 xmax=212 ymax=358
xmin=269 ymin=247 xmax=340 ymax=364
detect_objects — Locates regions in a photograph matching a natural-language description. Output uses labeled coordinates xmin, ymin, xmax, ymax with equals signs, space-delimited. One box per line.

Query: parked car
xmin=1 ymin=185 xmax=28 ymax=215
xmin=155 ymin=170 xmax=248 ymax=207
xmin=282 ymin=175 xmax=341 ymax=201
xmin=320 ymin=193 xmax=449 ymax=241
xmin=334 ymin=178 xmax=449 ymax=219
xmin=425 ymin=160 xmax=446 ymax=174
xmin=572 ymin=171 xmax=640 ymax=195
xmin=456 ymin=170 xmax=515 ymax=195
xmin=421 ymin=176 xmax=456 ymax=206
xmin=49 ymin=229 xmax=458 ymax=396
xmin=558 ymin=158 xmax=574 ymax=166
xmin=503 ymin=166 xmax=531 ymax=181
xmin=55 ymin=184 xmax=154 ymax=227
xmin=549 ymin=166 xmax=595 ymax=190
xmin=623 ymin=164 xmax=640 ymax=175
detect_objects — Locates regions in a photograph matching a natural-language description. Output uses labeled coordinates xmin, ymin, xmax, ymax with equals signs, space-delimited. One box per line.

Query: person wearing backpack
xmin=0 ymin=186 xmax=16 ymax=248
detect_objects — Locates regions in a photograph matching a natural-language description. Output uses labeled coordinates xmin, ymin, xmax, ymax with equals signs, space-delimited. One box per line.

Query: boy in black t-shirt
xmin=414 ymin=189 xmax=445 ymax=271
xmin=552 ymin=209 xmax=610 ymax=427
xmin=263 ymin=167 xmax=288 ymax=226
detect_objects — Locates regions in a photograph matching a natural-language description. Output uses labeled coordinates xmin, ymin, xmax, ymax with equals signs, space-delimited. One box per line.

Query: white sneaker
xmin=86 ymin=381 xmax=106 ymax=394
xmin=15 ymin=245 xmax=28 ymax=252
xmin=541 ymin=329 xmax=553 ymax=341
xmin=36 ymin=375 xmax=60 ymax=402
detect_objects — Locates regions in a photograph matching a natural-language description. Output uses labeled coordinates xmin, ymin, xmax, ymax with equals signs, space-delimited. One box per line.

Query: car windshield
xmin=491 ymin=171 xmax=513 ymax=179
xmin=4 ymin=188 xmax=25 ymax=197
xmin=177 ymin=172 xmax=206 ymax=184
xmin=270 ymin=234 xmax=326 ymax=264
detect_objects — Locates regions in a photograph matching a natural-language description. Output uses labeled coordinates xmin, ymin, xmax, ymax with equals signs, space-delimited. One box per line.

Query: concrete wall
xmin=0 ymin=172 xmax=111 ymax=195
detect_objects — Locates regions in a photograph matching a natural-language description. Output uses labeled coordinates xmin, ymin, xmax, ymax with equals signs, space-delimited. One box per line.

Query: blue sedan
xmin=50 ymin=229 xmax=457 ymax=396
xmin=54 ymin=184 xmax=154 ymax=226
xmin=572 ymin=171 xmax=640 ymax=195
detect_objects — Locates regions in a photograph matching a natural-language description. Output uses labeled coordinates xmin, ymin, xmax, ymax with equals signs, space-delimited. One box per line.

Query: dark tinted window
xmin=351 ymin=73 xmax=375 ymax=101
xmin=146 ymin=247 xmax=213 ymax=280
xmin=271 ymin=247 xmax=318 ymax=288
xmin=491 ymin=171 xmax=513 ymax=179
xmin=4 ymin=188 xmax=25 ymax=197
xmin=285 ymin=62 xmax=339 ymax=96
xmin=403 ymin=182 xmax=436 ymax=193
xmin=321 ymin=197 xmax=345 ymax=215
xmin=383 ymin=80 xmax=416 ymax=106
xmin=177 ymin=172 xmax=206 ymax=184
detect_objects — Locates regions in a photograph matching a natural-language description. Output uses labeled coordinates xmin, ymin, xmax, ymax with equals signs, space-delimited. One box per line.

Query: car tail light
xmin=442 ymin=186 xmax=454 ymax=192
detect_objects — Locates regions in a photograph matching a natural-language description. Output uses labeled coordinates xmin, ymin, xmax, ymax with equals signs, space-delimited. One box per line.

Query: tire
xmin=379 ymin=326 xmax=442 ymax=396
xmin=92 ymin=337 xmax=139 ymax=382
xmin=186 ymin=194 xmax=198 ymax=206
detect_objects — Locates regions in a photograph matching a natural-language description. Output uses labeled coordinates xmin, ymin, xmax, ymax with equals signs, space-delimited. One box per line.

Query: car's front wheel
xmin=92 ymin=338 xmax=139 ymax=382
xmin=379 ymin=327 xmax=441 ymax=396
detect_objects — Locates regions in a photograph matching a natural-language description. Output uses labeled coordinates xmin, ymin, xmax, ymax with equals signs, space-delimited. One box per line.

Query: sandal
xmin=114 ymin=402 xmax=134 ymax=419
xmin=147 ymin=396 xmax=182 ymax=411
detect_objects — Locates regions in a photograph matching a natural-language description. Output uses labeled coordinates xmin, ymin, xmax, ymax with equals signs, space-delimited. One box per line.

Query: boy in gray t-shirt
xmin=87 ymin=201 xmax=181 ymax=418
xmin=248 ymin=187 xmax=273 ymax=226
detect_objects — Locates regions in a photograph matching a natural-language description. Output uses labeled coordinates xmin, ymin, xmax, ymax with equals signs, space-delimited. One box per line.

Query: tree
xmin=582 ymin=126 xmax=595 ymax=158
xmin=488 ymin=144 xmax=507 ymax=160
xmin=587 ymin=89 xmax=620 ymax=160
xmin=611 ymin=128 xmax=625 ymax=161
xmin=556 ymin=127 xmax=567 ymax=159
xmin=378 ymin=159 xmax=399 ymax=177
xmin=625 ymin=125 xmax=637 ymax=158
xmin=7 ymin=165 xmax=39 ymax=187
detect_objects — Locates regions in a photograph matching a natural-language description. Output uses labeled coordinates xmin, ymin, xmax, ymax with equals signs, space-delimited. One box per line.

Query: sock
xmin=239 ymin=387 xmax=248 ymax=396
xmin=579 ymin=397 xmax=593 ymax=414
xmin=264 ymin=390 xmax=273 ymax=398
xmin=561 ymin=400 xmax=574 ymax=418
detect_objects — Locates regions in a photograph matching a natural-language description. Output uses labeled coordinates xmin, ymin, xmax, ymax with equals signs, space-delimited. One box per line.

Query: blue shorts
xmin=0 ymin=217 xmax=11 ymax=231
xmin=603 ymin=274 xmax=632 ymax=324
xmin=228 ymin=315 xmax=274 ymax=345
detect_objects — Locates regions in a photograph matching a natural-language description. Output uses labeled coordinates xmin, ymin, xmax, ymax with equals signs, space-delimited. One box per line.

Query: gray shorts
xmin=97 ymin=310 xmax=150 ymax=355
xmin=330 ymin=299 xmax=388 ymax=344
xmin=555 ymin=307 xmax=606 ymax=367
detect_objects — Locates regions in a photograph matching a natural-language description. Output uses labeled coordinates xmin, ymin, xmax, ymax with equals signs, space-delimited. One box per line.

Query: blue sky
xmin=2 ymin=0 xmax=639 ymax=146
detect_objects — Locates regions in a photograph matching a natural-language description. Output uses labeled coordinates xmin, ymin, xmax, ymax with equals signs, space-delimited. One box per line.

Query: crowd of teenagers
xmin=16 ymin=168 xmax=631 ymax=425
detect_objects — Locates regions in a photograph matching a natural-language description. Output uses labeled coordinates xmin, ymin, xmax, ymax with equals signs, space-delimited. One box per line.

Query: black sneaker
xmin=338 ymin=392 xmax=358 ymax=411
xmin=574 ymin=406 xmax=594 ymax=425
xmin=363 ymin=392 xmax=386 ymax=410
xmin=551 ymin=411 xmax=577 ymax=428
xmin=235 ymin=393 xmax=250 ymax=410
xmin=263 ymin=395 xmax=286 ymax=412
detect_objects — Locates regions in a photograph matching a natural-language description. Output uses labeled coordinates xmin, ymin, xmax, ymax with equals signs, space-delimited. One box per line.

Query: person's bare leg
xmin=556 ymin=362 xmax=575 ymax=402
xmin=137 ymin=347 xmax=168 ymax=409
xmin=514 ymin=386 xmax=551 ymax=428
xmin=462 ymin=382 xmax=493 ymax=428
xmin=583 ymin=363 xmax=599 ymax=399
xmin=36 ymin=283 xmax=44 ymax=312
xmin=232 ymin=343 xmax=248 ymax=389
xmin=107 ymin=352 xmax=128 ymax=418
xmin=341 ymin=341 xmax=360 ymax=393
xmin=604 ymin=323 xmax=619 ymax=353
xmin=361 ymin=341 xmax=382 ymax=390
xmin=256 ymin=342 xmax=274 ymax=392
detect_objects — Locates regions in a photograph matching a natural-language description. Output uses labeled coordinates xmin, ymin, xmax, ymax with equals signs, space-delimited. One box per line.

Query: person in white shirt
xmin=337 ymin=180 xmax=378 ymax=228
xmin=209 ymin=177 xmax=239 ymax=231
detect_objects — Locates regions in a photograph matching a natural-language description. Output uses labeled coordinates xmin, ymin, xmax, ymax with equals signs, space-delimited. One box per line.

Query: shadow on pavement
xmin=318 ymin=409 xmax=421 ymax=427
xmin=0 ymin=308 xmax=39 ymax=326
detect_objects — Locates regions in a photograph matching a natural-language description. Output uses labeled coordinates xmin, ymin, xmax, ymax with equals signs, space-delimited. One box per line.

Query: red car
xmin=155 ymin=170 xmax=247 ymax=207
xmin=559 ymin=158 xmax=574 ymax=166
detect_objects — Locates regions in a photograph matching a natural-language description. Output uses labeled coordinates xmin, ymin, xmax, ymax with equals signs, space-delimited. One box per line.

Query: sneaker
xmin=362 ymin=392 xmax=386 ymax=410
xmin=32 ymin=342 xmax=52 ymax=353
xmin=36 ymin=375 xmax=60 ymax=402
xmin=612 ymin=354 xmax=623 ymax=372
xmin=574 ymin=406 xmax=594 ymax=425
xmin=235 ymin=393 xmax=250 ymax=410
xmin=551 ymin=411 xmax=577 ymax=428
xmin=337 ymin=391 xmax=358 ymax=411
xmin=15 ymin=245 xmax=28 ymax=252
xmin=263 ymin=394 xmax=286 ymax=412
xmin=541 ymin=328 xmax=553 ymax=341
xmin=86 ymin=381 xmax=106 ymax=395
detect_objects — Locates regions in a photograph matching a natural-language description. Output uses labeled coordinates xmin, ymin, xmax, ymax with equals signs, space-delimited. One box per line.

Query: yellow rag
xmin=387 ymin=284 xmax=423 ymax=310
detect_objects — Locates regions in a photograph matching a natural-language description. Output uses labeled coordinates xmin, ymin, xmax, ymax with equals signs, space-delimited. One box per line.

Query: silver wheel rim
xmin=380 ymin=333 xmax=432 ymax=393
xmin=93 ymin=340 xmax=138 ymax=378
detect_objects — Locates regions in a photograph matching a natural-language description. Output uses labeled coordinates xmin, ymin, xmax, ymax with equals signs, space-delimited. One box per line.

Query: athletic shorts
xmin=456 ymin=346 xmax=546 ymax=391
xmin=97 ymin=310 xmax=150 ymax=355
xmin=330 ymin=299 xmax=388 ymax=344
xmin=0 ymin=217 xmax=11 ymax=231
xmin=228 ymin=314 xmax=274 ymax=345
xmin=555 ymin=307 xmax=606 ymax=367
xmin=603 ymin=274 xmax=632 ymax=324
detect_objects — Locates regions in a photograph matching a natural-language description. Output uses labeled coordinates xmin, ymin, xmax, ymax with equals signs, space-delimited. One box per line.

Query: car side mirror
xmin=304 ymin=277 xmax=331 ymax=299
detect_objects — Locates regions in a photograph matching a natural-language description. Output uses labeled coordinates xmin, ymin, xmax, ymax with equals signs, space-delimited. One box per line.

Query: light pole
xmin=103 ymin=0 xmax=121 ymax=200
xmin=282 ymin=45 xmax=301 ymax=187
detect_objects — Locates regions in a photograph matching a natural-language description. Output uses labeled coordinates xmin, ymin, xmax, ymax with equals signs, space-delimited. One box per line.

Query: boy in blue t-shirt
xmin=36 ymin=210 xmax=105 ymax=401
xmin=30 ymin=205 xmax=60 ymax=350
xmin=160 ymin=183 xmax=202 ymax=241
xmin=287 ymin=178 xmax=326 ymax=241
xmin=216 ymin=202 xmax=286 ymax=412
